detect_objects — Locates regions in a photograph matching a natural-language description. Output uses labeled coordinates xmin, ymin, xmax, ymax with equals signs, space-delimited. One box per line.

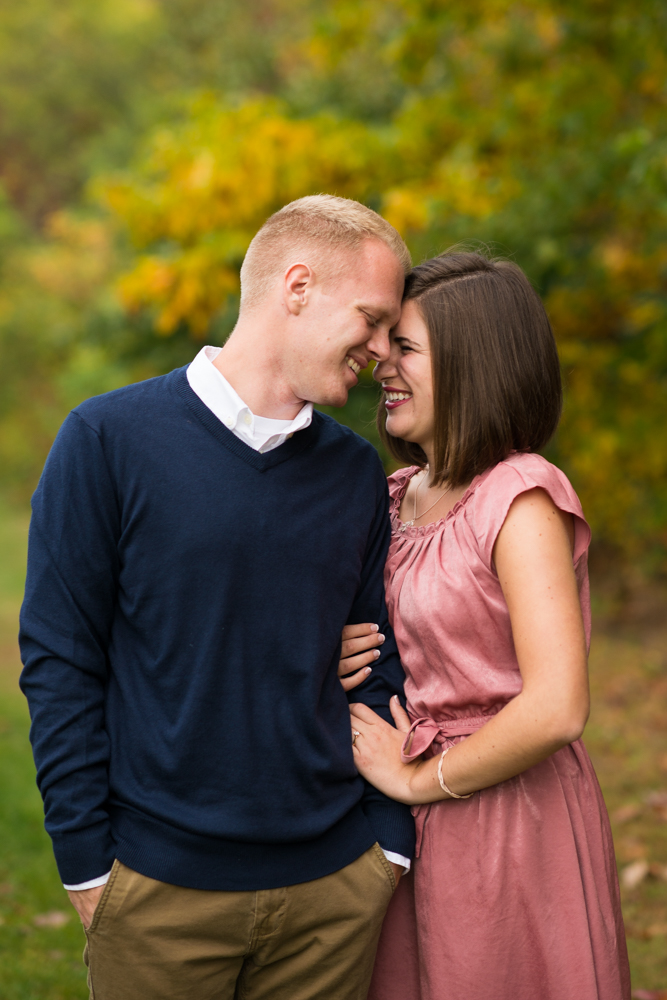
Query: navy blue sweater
xmin=19 ymin=367 xmax=414 ymax=890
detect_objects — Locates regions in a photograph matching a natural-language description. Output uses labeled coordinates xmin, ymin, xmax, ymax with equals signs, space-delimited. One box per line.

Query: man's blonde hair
xmin=240 ymin=195 xmax=411 ymax=310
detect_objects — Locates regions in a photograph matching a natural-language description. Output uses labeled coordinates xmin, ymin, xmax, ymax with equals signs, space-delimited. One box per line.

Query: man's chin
xmin=304 ymin=385 xmax=350 ymax=409
xmin=325 ymin=391 xmax=350 ymax=409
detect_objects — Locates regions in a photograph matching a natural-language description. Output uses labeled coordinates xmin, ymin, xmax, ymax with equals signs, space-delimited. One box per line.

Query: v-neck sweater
xmin=19 ymin=367 xmax=414 ymax=890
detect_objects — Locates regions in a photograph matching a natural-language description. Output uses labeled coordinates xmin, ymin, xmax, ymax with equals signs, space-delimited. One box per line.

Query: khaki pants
xmin=84 ymin=844 xmax=396 ymax=1000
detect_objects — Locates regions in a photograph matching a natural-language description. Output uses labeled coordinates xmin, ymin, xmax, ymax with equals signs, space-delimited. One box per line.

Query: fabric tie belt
xmin=400 ymin=714 xmax=495 ymax=763
xmin=402 ymin=713 xmax=500 ymax=858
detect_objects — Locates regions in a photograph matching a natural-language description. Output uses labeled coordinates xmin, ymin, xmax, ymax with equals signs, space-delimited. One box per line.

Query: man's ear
xmin=283 ymin=263 xmax=313 ymax=316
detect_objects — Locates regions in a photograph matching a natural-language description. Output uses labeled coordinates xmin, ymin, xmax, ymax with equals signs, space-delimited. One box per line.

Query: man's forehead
xmin=357 ymin=238 xmax=405 ymax=278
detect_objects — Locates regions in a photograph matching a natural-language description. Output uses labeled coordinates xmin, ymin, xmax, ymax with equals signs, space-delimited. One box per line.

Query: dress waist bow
xmin=401 ymin=713 xmax=499 ymax=858
xmin=400 ymin=714 xmax=494 ymax=763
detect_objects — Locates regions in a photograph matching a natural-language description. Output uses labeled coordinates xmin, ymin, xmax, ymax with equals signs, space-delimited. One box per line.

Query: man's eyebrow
xmin=357 ymin=304 xmax=398 ymax=322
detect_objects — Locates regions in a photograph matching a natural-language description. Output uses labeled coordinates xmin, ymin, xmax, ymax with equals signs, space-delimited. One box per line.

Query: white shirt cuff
xmin=381 ymin=850 xmax=411 ymax=874
xmin=63 ymin=871 xmax=111 ymax=891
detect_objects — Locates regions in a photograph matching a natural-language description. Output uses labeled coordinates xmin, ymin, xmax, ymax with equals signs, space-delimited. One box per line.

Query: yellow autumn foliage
xmin=102 ymin=99 xmax=397 ymax=334
xmin=2 ymin=0 xmax=666 ymax=571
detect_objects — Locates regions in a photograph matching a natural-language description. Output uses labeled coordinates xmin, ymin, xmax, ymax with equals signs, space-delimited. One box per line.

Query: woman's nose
xmin=373 ymin=358 xmax=395 ymax=382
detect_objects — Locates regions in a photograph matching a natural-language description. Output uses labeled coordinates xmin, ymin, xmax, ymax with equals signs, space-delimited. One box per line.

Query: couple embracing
xmin=20 ymin=195 xmax=630 ymax=1000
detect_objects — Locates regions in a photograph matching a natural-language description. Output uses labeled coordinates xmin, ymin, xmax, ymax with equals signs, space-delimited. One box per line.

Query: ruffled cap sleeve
xmin=470 ymin=452 xmax=591 ymax=572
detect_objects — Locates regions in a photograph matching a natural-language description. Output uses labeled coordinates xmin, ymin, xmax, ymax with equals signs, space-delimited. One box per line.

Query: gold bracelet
xmin=438 ymin=746 xmax=474 ymax=799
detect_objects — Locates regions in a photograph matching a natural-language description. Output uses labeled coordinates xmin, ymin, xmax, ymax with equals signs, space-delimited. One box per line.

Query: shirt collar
xmin=186 ymin=346 xmax=313 ymax=445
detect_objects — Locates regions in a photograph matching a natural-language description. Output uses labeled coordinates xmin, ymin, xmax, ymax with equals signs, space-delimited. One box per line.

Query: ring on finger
xmin=352 ymin=729 xmax=362 ymax=746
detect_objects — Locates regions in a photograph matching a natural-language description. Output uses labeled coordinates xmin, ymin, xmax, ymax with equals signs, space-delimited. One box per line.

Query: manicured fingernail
xmin=377 ymin=633 xmax=385 ymax=643
xmin=393 ymin=695 xmax=400 ymax=702
xmin=364 ymin=667 xmax=372 ymax=675
xmin=373 ymin=649 xmax=380 ymax=659
xmin=370 ymin=624 xmax=379 ymax=632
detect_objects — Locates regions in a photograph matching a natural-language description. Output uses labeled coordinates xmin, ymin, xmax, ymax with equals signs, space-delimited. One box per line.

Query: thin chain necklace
xmin=399 ymin=469 xmax=452 ymax=532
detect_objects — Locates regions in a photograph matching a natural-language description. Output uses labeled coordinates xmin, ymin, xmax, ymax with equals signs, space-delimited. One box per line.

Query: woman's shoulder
xmin=469 ymin=452 xmax=590 ymax=568
xmin=479 ymin=452 xmax=581 ymax=512
xmin=387 ymin=465 xmax=420 ymax=501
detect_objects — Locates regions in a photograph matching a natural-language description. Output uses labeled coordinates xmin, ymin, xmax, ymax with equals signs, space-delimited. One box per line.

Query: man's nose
xmin=366 ymin=325 xmax=391 ymax=363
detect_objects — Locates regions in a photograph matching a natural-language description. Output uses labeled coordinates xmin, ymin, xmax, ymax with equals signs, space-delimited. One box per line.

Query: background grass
xmin=1 ymin=504 xmax=666 ymax=996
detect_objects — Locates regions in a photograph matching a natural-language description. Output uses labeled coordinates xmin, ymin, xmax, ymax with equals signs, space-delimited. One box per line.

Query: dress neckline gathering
xmin=390 ymin=465 xmax=488 ymax=539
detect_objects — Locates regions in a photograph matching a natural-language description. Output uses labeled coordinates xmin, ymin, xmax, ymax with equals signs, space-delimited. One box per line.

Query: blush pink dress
xmin=369 ymin=452 xmax=630 ymax=1000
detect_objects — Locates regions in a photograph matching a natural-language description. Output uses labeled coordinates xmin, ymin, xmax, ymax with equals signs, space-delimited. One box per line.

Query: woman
xmin=339 ymin=252 xmax=630 ymax=1000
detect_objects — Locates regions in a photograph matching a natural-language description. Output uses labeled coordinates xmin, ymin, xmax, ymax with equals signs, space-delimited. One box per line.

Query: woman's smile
xmin=375 ymin=299 xmax=435 ymax=450
xmin=382 ymin=386 xmax=413 ymax=409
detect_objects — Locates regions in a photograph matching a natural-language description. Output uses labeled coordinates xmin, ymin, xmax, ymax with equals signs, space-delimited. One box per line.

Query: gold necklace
xmin=399 ymin=470 xmax=452 ymax=531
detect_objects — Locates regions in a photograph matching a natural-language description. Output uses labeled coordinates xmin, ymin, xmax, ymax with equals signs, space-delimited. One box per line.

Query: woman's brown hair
xmin=378 ymin=251 xmax=562 ymax=487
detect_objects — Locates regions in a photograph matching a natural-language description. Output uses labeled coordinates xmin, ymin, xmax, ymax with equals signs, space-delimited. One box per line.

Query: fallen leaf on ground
xmin=621 ymin=859 xmax=650 ymax=890
xmin=33 ymin=911 xmax=70 ymax=928
xmin=613 ymin=803 xmax=642 ymax=823
xmin=619 ymin=837 xmax=648 ymax=861
xmin=649 ymin=863 xmax=667 ymax=882
xmin=645 ymin=790 xmax=667 ymax=808
xmin=647 ymin=924 xmax=667 ymax=938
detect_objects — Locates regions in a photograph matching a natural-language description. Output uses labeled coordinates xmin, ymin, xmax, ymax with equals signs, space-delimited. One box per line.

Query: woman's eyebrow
xmin=394 ymin=335 xmax=420 ymax=347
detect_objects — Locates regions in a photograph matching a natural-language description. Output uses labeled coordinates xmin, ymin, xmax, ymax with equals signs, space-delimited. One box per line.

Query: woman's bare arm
xmin=350 ymin=488 xmax=590 ymax=804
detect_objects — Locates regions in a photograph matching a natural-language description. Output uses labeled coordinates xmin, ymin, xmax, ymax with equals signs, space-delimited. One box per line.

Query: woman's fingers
xmin=342 ymin=623 xmax=379 ymax=642
xmin=340 ymin=628 xmax=385 ymax=661
xmin=339 ymin=665 xmax=372 ymax=692
xmin=349 ymin=703 xmax=383 ymax=725
xmin=338 ymin=647 xmax=381 ymax=679
xmin=390 ymin=695 xmax=412 ymax=733
xmin=338 ymin=624 xmax=384 ymax=691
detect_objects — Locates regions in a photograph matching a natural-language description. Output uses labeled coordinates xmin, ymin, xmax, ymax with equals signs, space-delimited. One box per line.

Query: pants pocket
xmin=371 ymin=843 xmax=397 ymax=892
xmin=86 ymin=859 xmax=120 ymax=936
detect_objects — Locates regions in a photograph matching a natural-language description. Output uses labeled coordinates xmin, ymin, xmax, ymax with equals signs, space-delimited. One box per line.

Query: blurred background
xmin=0 ymin=1 xmax=666 ymax=996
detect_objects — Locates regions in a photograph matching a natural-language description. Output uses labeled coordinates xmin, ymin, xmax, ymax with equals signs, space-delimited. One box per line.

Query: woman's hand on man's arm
xmin=338 ymin=623 xmax=385 ymax=691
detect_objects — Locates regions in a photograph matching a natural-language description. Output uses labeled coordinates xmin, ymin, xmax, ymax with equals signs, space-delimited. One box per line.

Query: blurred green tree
xmin=0 ymin=0 xmax=313 ymax=224
xmin=1 ymin=0 xmax=666 ymax=572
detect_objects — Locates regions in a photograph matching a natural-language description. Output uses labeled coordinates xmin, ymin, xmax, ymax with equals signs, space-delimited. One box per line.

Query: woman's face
xmin=374 ymin=298 xmax=435 ymax=451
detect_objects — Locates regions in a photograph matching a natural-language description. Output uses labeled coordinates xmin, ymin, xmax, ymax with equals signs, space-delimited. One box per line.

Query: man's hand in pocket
xmin=67 ymin=885 xmax=106 ymax=929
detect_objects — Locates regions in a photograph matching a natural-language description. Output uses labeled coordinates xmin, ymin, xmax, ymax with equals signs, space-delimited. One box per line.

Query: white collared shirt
xmin=63 ymin=347 xmax=409 ymax=889
xmin=186 ymin=345 xmax=313 ymax=453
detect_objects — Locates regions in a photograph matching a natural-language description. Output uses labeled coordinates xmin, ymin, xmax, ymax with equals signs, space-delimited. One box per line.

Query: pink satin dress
xmin=369 ymin=452 xmax=630 ymax=1000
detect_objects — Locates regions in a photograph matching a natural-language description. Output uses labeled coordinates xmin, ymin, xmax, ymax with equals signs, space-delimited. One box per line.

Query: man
xmin=20 ymin=195 xmax=415 ymax=1000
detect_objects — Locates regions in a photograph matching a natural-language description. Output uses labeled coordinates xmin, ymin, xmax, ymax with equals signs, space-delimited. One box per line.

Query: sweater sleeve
xmin=19 ymin=411 xmax=120 ymax=885
xmin=345 ymin=464 xmax=416 ymax=861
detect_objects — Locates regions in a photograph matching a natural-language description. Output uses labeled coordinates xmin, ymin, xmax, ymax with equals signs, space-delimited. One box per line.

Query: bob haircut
xmin=378 ymin=251 xmax=562 ymax=487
